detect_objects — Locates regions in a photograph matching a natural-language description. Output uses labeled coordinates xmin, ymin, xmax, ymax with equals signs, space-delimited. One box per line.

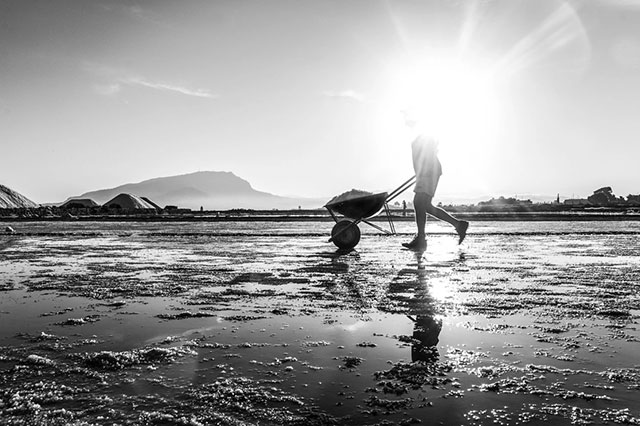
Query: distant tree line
xmin=586 ymin=187 xmax=640 ymax=206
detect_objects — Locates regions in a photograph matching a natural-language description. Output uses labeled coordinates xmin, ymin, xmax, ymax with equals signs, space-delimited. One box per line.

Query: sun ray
xmin=372 ymin=0 xmax=593 ymax=195
xmin=456 ymin=0 xmax=484 ymax=59
xmin=494 ymin=2 xmax=591 ymax=78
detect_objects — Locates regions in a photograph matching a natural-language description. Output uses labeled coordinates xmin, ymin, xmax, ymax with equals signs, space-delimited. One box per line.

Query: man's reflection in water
xmin=408 ymin=313 xmax=442 ymax=362
xmin=406 ymin=253 xmax=442 ymax=362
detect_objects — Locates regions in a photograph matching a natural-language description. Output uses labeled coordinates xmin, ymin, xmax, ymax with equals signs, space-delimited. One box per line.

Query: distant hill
xmin=69 ymin=171 xmax=323 ymax=210
xmin=0 ymin=184 xmax=39 ymax=209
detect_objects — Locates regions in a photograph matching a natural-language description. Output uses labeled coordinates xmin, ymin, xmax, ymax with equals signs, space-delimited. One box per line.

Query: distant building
xmin=564 ymin=199 xmax=589 ymax=206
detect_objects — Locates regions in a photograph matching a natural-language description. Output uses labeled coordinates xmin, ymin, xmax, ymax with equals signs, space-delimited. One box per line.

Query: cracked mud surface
xmin=1 ymin=220 xmax=639 ymax=425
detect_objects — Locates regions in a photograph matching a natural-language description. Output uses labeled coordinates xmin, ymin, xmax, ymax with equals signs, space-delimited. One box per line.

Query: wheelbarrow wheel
xmin=331 ymin=220 xmax=361 ymax=249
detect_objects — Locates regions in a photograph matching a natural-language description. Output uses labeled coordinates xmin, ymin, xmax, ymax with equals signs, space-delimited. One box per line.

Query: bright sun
xmin=385 ymin=55 xmax=502 ymax=156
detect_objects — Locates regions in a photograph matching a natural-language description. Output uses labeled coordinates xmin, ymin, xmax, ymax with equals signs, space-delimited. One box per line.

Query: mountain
xmin=70 ymin=171 xmax=321 ymax=210
xmin=0 ymin=184 xmax=39 ymax=209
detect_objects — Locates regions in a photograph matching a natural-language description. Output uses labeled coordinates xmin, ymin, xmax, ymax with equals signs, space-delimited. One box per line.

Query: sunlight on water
xmin=1 ymin=220 xmax=639 ymax=425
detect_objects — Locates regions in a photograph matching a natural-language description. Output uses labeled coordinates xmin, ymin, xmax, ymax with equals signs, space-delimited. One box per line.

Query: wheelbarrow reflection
xmin=325 ymin=176 xmax=416 ymax=249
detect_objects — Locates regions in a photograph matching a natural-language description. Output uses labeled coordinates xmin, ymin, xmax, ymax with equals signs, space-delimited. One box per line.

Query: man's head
xmin=401 ymin=110 xmax=417 ymax=128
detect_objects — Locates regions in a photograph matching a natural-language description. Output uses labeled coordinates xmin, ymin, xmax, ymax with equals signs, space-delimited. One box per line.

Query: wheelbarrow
xmin=325 ymin=176 xmax=416 ymax=249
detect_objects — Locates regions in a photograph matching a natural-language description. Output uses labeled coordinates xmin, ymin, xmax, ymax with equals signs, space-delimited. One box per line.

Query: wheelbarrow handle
xmin=386 ymin=175 xmax=416 ymax=204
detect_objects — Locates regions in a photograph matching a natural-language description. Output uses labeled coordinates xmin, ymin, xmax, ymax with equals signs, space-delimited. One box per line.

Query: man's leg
xmin=424 ymin=196 xmax=469 ymax=244
xmin=424 ymin=197 xmax=459 ymax=228
xmin=402 ymin=193 xmax=428 ymax=250
xmin=413 ymin=193 xmax=428 ymax=238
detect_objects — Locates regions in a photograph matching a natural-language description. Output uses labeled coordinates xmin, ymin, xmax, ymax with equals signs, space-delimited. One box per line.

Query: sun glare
xmin=385 ymin=55 xmax=502 ymax=156
xmin=370 ymin=0 xmax=591 ymax=195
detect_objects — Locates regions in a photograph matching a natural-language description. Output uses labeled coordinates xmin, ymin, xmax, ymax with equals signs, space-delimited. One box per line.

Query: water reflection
xmin=392 ymin=253 xmax=445 ymax=362
xmin=408 ymin=313 xmax=442 ymax=362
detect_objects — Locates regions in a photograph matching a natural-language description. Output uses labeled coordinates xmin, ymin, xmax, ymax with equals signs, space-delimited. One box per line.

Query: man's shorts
xmin=414 ymin=174 xmax=440 ymax=196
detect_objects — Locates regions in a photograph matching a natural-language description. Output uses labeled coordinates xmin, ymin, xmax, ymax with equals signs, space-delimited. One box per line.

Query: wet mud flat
xmin=1 ymin=220 xmax=639 ymax=425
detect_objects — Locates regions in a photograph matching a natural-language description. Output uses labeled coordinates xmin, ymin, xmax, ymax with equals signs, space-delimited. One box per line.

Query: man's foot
xmin=402 ymin=235 xmax=427 ymax=251
xmin=457 ymin=221 xmax=469 ymax=244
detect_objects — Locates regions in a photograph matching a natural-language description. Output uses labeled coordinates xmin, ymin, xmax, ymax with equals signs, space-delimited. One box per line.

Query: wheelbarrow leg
xmin=383 ymin=202 xmax=396 ymax=234
xmin=326 ymin=207 xmax=339 ymax=223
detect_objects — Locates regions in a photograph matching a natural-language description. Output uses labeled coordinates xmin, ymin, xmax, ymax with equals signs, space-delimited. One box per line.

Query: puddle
xmin=1 ymin=220 xmax=639 ymax=424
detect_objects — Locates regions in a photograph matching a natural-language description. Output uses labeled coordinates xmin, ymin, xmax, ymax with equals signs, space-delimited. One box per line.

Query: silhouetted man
xmin=402 ymin=115 xmax=469 ymax=251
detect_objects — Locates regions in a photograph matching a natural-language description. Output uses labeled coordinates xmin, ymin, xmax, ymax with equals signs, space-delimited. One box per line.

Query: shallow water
xmin=1 ymin=220 xmax=639 ymax=425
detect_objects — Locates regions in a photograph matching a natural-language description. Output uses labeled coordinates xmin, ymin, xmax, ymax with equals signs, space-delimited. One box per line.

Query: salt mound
xmin=0 ymin=184 xmax=39 ymax=209
xmin=327 ymin=189 xmax=374 ymax=205
xmin=103 ymin=193 xmax=157 ymax=210
xmin=60 ymin=198 xmax=98 ymax=209
xmin=26 ymin=354 xmax=56 ymax=366
xmin=77 ymin=346 xmax=197 ymax=370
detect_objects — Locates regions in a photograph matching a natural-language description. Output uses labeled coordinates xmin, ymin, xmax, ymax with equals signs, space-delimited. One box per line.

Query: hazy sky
xmin=1 ymin=0 xmax=639 ymax=203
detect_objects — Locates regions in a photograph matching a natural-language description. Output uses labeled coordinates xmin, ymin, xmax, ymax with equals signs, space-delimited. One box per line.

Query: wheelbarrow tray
xmin=325 ymin=176 xmax=416 ymax=249
xmin=324 ymin=192 xmax=388 ymax=220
